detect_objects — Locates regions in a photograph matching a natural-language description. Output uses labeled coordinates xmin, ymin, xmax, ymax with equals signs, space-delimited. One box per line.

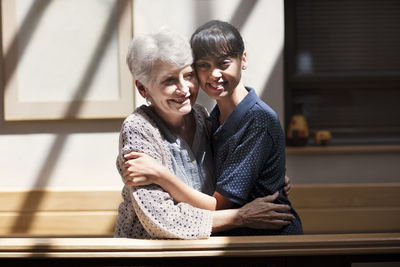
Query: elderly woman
xmin=115 ymin=29 xmax=294 ymax=239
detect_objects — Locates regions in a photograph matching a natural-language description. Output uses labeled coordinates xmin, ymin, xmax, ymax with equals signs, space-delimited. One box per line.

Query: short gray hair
xmin=126 ymin=28 xmax=193 ymax=87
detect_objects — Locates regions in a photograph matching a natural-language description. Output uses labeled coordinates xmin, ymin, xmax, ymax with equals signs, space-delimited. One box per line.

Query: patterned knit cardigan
xmin=114 ymin=105 xmax=213 ymax=239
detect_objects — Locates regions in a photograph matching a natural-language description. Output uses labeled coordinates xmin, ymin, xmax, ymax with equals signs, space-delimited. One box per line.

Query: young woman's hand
xmin=284 ymin=175 xmax=291 ymax=197
xmin=122 ymin=152 xmax=167 ymax=186
xmin=237 ymin=192 xmax=294 ymax=229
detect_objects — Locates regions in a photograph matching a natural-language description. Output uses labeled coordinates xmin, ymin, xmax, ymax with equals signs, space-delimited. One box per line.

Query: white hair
xmin=126 ymin=28 xmax=193 ymax=87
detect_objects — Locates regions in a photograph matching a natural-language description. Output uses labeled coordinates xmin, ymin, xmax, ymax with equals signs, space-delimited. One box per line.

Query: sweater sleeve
xmin=130 ymin=185 xmax=212 ymax=239
xmin=117 ymin=110 xmax=212 ymax=239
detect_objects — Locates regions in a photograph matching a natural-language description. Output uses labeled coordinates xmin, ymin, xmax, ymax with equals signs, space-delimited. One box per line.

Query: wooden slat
xmin=290 ymin=183 xmax=400 ymax=208
xmin=0 ymin=233 xmax=399 ymax=258
xmin=0 ymin=212 xmax=117 ymax=236
xmin=0 ymin=189 xmax=122 ymax=212
xmin=0 ymin=184 xmax=399 ymax=236
xmin=291 ymin=183 xmax=400 ymax=234
xmin=0 ymin=189 xmax=121 ymax=236
xmin=298 ymin=208 xmax=400 ymax=234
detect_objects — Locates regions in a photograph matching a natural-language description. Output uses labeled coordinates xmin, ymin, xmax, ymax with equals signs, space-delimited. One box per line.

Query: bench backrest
xmin=1 ymin=183 xmax=399 ymax=236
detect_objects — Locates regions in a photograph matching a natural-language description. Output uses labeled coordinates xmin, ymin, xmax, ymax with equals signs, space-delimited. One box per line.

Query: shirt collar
xmin=141 ymin=104 xmax=204 ymax=147
xmin=209 ymin=87 xmax=257 ymax=136
xmin=140 ymin=105 xmax=177 ymax=143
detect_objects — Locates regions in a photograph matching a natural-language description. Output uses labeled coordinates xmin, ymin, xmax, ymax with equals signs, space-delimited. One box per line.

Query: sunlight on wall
xmin=0 ymin=133 xmax=122 ymax=189
xmin=133 ymin=0 xmax=284 ymax=115
xmin=1 ymin=0 xmax=285 ymax=189
xmin=16 ymin=0 xmax=119 ymax=102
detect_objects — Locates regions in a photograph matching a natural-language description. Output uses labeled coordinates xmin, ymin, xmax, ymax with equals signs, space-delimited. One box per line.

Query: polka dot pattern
xmin=209 ymin=88 xmax=303 ymax=235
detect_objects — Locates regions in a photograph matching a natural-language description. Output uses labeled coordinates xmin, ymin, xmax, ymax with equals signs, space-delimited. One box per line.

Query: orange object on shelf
xmin=314 ymin=130 xmax=332 ymax=145
xmin=287 ymin=104 xmax=309 ymax=146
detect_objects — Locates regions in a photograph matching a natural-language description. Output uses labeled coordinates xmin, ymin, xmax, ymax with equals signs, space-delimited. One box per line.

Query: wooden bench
xmin=1 ymin=183 xmax=399 ymax=236
xmin=0 ymin=184 xmax=399 ymax=266
xmin=0 ymin=234 xmax=400 ymax=266
xmin=291 ymin=183 xmax=400 ymax=234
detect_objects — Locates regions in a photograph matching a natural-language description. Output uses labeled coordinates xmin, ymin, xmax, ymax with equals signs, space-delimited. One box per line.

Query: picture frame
xmin=1 ymin=0 xmax=134 ymax=120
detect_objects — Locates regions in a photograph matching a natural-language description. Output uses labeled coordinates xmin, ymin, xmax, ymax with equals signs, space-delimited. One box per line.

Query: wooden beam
xmin=0 ymin=233 xmax=399 ymax=267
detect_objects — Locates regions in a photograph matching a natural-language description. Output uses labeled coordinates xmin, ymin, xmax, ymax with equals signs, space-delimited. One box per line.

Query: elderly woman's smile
xmin=148 ymin=62 xmax=199 ymax=120
xmin=169 ymin=96 xmax=191 ymax=105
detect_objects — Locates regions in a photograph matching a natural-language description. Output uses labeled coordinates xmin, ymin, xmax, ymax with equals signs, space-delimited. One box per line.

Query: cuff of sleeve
xmin=198 ymin=210 xmax=213 ymax=239
xmin=215 ymin=187 xmax=245 ymax=206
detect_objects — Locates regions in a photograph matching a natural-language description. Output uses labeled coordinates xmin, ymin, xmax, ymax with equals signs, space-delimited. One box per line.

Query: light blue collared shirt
xmin=142 ymin=105 xmax=215 ymax=196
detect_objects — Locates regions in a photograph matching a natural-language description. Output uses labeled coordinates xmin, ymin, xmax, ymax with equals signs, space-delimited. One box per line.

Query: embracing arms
xmin=117 ymin=110 xmax=293 ymax=238
xmin=122 ymin=151 xmax=294 ymax=233
xmin=123 ymin=151 xmax=291 ymax=210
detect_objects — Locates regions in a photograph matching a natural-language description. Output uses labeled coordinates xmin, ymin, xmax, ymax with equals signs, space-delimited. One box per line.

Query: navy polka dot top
xmin=209 ymin=87 xmax=303 ymax=236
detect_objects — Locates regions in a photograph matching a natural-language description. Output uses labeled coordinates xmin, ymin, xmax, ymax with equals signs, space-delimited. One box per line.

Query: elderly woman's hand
xmin=122 ymin=152 xmax=167 ymax=186
xmin=237 ymin=192 xmax=294 ymax=229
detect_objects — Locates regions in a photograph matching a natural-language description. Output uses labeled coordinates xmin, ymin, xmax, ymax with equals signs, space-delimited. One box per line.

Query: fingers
xmin=285 ymin=183 xmax=291 ymax=192
xmin=122 ymin=172 xmax=133 ymax=185
xmin=122 ymin=168 xmax=135 ymax=180
xmin=273 ymin=211 xmax=295 ymax=221
xmin=122 ymin=168 xmax=140 ymax=184
xmin=261 ymin=191 xmax=279 ymax=202
xmin=132 ymin=176 xmax=147 ymax=183
xmin=284 ymin=175 xmax=291 ymax=197
xmin=124 ymin=175 xmax=150 ymax=186
xmin=269 ymin=203 xmax=292 ymax=213
xmin=126 ymin=176 xmax=151 ymax=186
xmin=284 ymin=183 xmax=291 ymax=197
xmin=122 ymin=158 xmax=138 ymax=169
xmin=123 ymin=151 xmax=144 ymax=160
xmin=284 ymin=175 xmax=291 ymax=185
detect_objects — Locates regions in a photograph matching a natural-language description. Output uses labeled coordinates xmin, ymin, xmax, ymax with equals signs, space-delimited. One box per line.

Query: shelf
xmin=286 ymin=144 xmax=400 ymax=155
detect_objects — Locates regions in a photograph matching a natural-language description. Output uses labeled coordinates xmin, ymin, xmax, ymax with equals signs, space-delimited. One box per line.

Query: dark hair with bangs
xmin=190 ymin=20 xmax=244 ymax=62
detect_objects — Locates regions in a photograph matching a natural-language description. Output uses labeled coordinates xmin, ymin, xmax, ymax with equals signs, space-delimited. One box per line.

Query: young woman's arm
xmin=123 ymin=151 xmax=219 ymax=210
xmin=123 ymin=151 xmax=292 ymax=211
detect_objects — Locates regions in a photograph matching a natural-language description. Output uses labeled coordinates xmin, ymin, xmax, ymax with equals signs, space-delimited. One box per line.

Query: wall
xmin=287 ymin=152 xmax=400 ymax=184
xmin=0 ymin=0 xmax=286 ymax=189
xmin=0 ymin=0 xmax=398 ymax=190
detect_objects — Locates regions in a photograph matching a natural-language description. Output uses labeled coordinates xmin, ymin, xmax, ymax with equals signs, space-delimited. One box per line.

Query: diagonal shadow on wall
xmin=227 ymin=0 xmax=285 ymax=125
xmin=0 ymin=1 xmax=123 ymax=135
xmin=1 ymin=0 xmax=51 ymax=92
xmin=260 ymin=50 xmax=285 ymax=125
xmin=229 ymin=0 xmax=258 ymax=31
xmin=193 ymin=0 xmax=259 ymax=111
xmin=6 ymin=0 xmax=129 ymax=235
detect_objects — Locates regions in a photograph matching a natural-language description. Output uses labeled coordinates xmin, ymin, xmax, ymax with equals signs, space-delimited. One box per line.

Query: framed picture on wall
xmin=1 ymin=0 xmax=134 ymax=120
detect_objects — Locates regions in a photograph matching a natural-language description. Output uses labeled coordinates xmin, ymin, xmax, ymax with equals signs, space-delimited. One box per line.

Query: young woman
xmin=190 ymin=20 xmax=303 ymax=235
xmin=115 ymin=28 xmax=294 ymax=239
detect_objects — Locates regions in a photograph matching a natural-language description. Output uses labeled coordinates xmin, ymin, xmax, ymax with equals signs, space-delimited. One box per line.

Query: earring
xmin=146 ymin=98 xmax=152 ymax=106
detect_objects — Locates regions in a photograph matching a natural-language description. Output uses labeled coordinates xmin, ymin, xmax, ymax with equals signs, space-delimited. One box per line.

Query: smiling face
xmin=143 ymin=61 xmax=199 ymax=122
xmin=195 ymin=53 xmax=247 ymax=100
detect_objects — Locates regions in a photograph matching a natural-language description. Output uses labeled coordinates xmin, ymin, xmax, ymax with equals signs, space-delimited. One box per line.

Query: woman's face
xmin=194 ymin=54 xmax=246 ymax=100
xmin=147 ymin=61 xmax=199 ymax=120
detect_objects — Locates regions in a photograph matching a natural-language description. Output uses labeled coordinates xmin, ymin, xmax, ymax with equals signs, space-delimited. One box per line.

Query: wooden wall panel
xmin=0 ymin=184 xmax=399 ymax=236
